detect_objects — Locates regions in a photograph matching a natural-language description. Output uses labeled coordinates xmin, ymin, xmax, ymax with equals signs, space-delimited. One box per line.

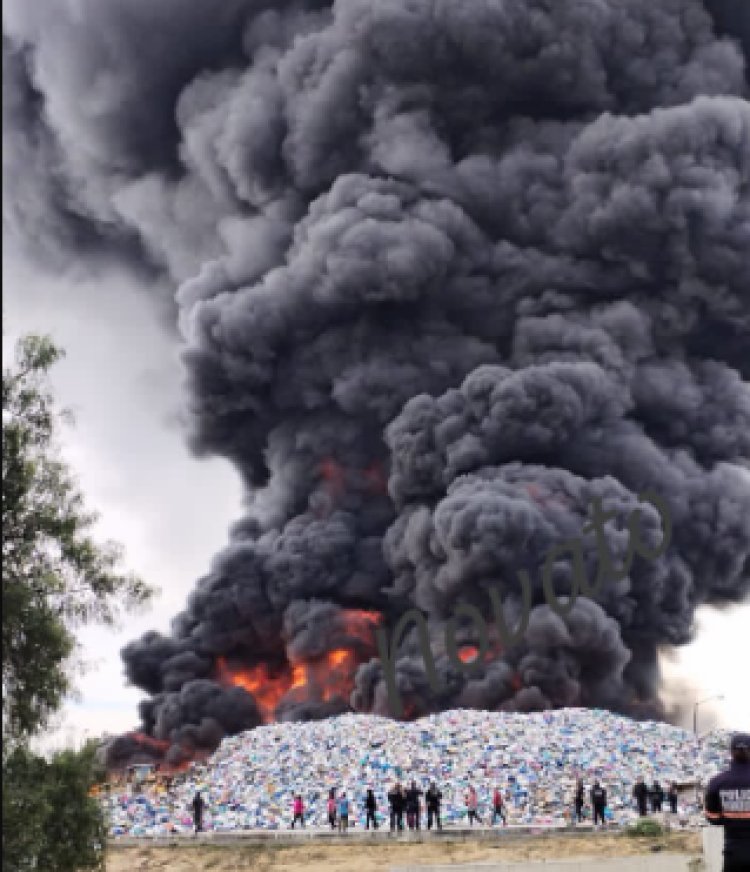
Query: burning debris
xmin=3 ymin=0 xmax=750 ymax=767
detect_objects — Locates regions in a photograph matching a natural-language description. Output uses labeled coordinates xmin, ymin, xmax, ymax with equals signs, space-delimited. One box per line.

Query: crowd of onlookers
xmin=188 ymin=776 xmax=685 ymax=834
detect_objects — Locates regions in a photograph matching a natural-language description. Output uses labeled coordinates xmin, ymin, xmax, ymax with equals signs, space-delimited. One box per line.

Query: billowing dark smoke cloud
xmin=705 ymin=0 xmax=750 ymax=69
xmin=4 ymin=0 xmax=750 ymax=765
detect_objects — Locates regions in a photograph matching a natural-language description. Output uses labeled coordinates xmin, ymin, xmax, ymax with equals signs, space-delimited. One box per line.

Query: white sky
xmin=4 ymin=258 xmax=749 ymax=750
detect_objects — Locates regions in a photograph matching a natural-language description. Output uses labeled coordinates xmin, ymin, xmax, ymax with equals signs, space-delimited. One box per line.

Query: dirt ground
xmin=106 ymin=830 xmax=702 ymax=871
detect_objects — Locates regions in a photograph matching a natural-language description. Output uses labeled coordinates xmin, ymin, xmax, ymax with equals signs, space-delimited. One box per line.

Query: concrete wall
xmin=702 ymin=825 xmax=723 ymax=872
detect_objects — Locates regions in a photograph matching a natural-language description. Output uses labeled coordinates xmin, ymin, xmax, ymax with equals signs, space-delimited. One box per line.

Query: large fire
xmin=216 ymin=609 xmax=382 ymax=723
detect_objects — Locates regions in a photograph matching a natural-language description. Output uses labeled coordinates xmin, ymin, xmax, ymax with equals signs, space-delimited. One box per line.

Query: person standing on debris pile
xmin=426 ymin=782 xmax=442 ymax=831
xmin=650 ymin=780 xmax=664 ymax=813
xmin=667 ymin=783 xmax=679 ymax=814
xmin=590 ymin=781 xmax=607 ymax=827
xmin=574 ymin=779 xmax=585 ymax=823
xmin=704 ymin=732 xmax=750 ymax=872
xmin=492 ymin=786 xmax=506 ymax=826
xmin=337 ymin=792 xmax=350 ymax=834
xmin=465 ymin=785 xmax=481 ymax=826
xmin=633 ymin=776 xmax=649 ymax=817
xmin=406 ymin=780 xmax=423 ymax=830
xmin=191 ymin=791 xmax=205 ymax=834
xmin=365 ymin=789 xmax=378 ymax=830
xmin=388 ymin=783 xmax=405 ymax=832
xmin=291 ymin=794 xmax=305 ymax=828
xmin=327 ymin=789 xmax=337 ymax=830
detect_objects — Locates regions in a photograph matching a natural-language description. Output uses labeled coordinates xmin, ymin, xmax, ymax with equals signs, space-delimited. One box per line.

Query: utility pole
xmin=693 ymin=694 xmax=724 ymax=736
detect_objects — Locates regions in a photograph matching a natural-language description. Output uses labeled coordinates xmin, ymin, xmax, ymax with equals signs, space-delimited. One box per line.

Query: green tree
xmin=3 ymin=743 xmax=107 ymax=872
xmin=2 ymin=333 xmax=153 ymax=870
xmin=2 ymin=334 xmax=151 ymax=743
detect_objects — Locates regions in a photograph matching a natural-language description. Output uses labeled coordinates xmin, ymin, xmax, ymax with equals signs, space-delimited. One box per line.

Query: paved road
xmin=390 ymin=855 xmax=700 ymax=872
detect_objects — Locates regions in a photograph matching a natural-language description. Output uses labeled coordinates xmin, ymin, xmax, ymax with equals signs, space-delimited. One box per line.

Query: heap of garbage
xmin=100 ymin=708 xmax=731 ymax=836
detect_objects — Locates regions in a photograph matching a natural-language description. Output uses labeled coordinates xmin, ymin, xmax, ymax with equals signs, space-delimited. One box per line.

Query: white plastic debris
xmin=100 ymin=708 xmax=730 ymax=836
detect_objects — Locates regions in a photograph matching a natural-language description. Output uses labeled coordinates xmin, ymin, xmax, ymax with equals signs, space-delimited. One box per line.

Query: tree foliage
xmin=2 ymin=334 xmax=152 ymax=744
xmin=2 ymin=333 xmax=154 ymax=871
xmin=2 ymin=743 xmax=107 ymax=872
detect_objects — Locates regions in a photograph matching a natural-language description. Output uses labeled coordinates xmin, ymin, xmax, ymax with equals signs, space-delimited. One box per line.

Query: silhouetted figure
xmin=574 ymin=779 xmax=585 ymax=823
xmin=365 ymin=789 xmax=378 ymax=830
xmin=667 ymin=783 xmax=678 ymax=814
xmin=388 ymin=783 xmax=405 ymax=832
xmin=405 ymin=780 xmax=423 ymax=830
xmin=650 ymin=781 xmax=664 ymax=813
xmin=192 ymin=791 xmax=205 ymax=834
xmin=426 ymin=783 xmax=442 ymax=830
xmin=590 ymin=781 xmax=607 ymax=827
xmin=633 ymin=777 xmax=649 ymax=817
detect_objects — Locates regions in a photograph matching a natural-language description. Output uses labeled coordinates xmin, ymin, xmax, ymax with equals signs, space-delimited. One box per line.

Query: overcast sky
xmin=4 ymin=257 xmax=749 ymax=748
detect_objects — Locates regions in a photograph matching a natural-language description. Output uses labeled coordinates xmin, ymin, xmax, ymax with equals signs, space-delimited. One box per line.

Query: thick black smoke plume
xmin=4 ymin=0 xmax=750 ymax=766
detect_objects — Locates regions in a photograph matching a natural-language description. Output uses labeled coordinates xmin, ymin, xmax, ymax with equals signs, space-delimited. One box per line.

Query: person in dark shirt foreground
xmin=704 ymin=732 xmax=750 ymax=872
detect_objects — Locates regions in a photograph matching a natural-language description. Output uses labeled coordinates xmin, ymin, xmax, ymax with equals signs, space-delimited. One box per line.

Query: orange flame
xmin=215 ymin=658 xmax=296 ymax=724
xmin=458 ymin=645 xmax=480 ymax=663
xmin=457 ymin=643 xmax=505 ymax=665
xmin=216 ymin=609 xmax=383 ymax=723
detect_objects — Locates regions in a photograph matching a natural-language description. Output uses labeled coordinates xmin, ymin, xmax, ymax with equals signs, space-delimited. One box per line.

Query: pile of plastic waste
xmin=100 ymin=708 xmax=731 ymax=836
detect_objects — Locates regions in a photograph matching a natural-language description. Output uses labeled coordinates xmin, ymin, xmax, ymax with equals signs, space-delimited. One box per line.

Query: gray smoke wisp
xmin=4 ymin=0 xmax=750 ymax=766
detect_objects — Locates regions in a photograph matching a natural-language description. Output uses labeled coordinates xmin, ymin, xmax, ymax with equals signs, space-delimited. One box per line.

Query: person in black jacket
xmin=633 ymin=776 xmax=649 ymax=817
xmin=590 ymin=781 xmax=607 ymax=827
xmin=191 ymin=791 xmax=205 ymax=834
xmin=426 ymin=783 xmax=443 ymax=831
xmin=388 ymin=783 xmax=405 ymax=832
xmin=650 ymin=780 xmax=664 ymax=813
xmin=365 ymin=789 xmax=378 ymax=830
xmin=667 ymin=783 xmax=679 ymax=814
xmin=704 ymin=732 xmax=750 ymax=872
xmin=405 ymin=780 xmax=423 ymax=830
xmin=574 ymin=779 xmax=585 ymax=824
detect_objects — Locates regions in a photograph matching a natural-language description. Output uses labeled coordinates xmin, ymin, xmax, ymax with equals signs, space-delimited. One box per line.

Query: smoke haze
xmin=3 ymin=0 xmax=749 ymax=766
